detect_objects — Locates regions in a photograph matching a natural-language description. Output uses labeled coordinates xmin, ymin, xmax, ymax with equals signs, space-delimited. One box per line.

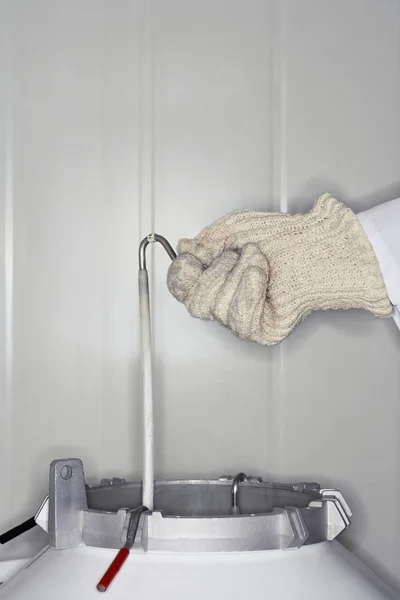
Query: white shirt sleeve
xmin=357 ymin=198 xmax=400 ymax=330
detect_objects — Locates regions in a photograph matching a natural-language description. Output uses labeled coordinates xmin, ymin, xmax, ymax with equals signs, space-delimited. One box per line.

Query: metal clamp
xmin=308 ymin=489 xmax=351 ymax=541
xmin=41 ymin=459 xmax=352 ymax=552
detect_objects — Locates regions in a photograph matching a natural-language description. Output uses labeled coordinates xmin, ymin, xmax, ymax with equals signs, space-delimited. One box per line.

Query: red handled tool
xmin=97 ymin=505 xmax=148 ymax=592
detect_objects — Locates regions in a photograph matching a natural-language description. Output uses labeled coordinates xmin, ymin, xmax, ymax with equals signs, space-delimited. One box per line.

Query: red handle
xmin=97 ymin=547 xmax=130 ymax=592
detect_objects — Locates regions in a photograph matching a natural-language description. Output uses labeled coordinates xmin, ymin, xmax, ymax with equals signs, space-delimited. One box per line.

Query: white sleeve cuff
xmin=357 ymin=199 xmax=400 ymax=331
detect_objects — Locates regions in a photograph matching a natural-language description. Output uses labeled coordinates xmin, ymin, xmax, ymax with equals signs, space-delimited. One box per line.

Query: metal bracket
xmin=48 ymin=458 xmax=88 ymax=548
xmin=34 ymin=495 xmax=49 ymax=533
xmin=319 ymin=489 xmax=352 ymax=519
xmin=82 ymin=509 xmax=130 ymax=549
xmin=285 ymin=507 xmax=310 ymax=549
xmin=308 ymin=491 xmax=351 ymax=541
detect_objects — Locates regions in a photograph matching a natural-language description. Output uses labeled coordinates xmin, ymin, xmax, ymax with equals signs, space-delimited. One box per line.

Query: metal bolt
xmin=60 ymin=465 xmax=73 ymax=480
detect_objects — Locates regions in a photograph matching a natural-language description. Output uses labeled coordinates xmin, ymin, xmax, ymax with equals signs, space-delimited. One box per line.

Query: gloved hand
xmin=167 ymin=193 xmax=392 ymax=345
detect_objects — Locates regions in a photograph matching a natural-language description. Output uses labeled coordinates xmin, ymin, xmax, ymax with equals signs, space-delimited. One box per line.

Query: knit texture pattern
xmin=167 ymin=194 xmax=392 ymax=345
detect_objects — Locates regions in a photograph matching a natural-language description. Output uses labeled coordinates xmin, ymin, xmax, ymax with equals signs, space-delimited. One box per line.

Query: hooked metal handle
xmin=139 ymin=234 xmax=177 ymax=270
xmin=231 ymin=472 xmax=247 ymax=515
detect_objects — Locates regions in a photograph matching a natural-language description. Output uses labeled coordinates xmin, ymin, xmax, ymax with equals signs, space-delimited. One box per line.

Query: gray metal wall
xmin=0 ymin=0 xmax=399 ymax=590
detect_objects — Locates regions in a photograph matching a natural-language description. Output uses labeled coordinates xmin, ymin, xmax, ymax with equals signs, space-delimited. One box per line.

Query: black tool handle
xmin=0 ymin=516 xmax=36 ymax=544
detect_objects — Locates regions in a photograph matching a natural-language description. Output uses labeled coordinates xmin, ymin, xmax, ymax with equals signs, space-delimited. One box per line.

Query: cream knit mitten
xmin=167 ymin=194 xmax=392 ymax=345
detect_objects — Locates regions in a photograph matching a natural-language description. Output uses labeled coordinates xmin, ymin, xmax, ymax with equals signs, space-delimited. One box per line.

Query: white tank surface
xmin=0 ymin=540 xmax=398 ymax=600
xmin=0 ymin=458 xmax=398 ymax=600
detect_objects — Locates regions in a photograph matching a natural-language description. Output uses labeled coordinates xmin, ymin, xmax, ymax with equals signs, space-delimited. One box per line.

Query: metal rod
xmin=139 ymin=234 xmax=177 ymax=270
xmin=138 ymin=234 xmax=176 ymax=511
xmin=231 ymin=472 xmax=247 ymax=515
xmin=138 ymin=268 xmax=154 ymax=510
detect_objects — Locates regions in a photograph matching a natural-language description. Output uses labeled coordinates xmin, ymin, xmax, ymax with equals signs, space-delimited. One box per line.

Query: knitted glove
xmin=167 ymin=194 xmax=392 ymax=345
